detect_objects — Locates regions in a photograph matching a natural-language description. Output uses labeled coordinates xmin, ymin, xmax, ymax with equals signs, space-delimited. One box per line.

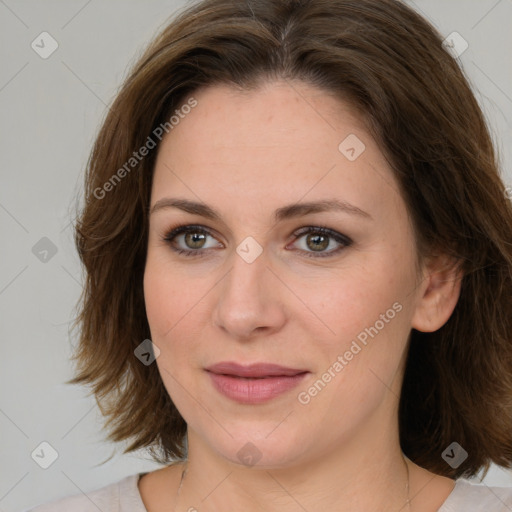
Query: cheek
xmin=143 ymin=255 xmax=208 ymax=372
xmin=143 ymin=265 xmax=174 ymax=337
xmin=143 ymin=250 xmax=199 ymax=338
xmin=299 ymin=253 xmax=414 ymax=397
xmin=301 ymin=259 xmax=407 ymax=345
xmin=143 ymin=262 xmax=197 ymax=404
xmin=300 ymin=283 xmax=410 ymax=428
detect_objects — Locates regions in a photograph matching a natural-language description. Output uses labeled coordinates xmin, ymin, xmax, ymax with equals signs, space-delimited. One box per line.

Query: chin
xmin=203 ymin=427 xmax=310 ymax=470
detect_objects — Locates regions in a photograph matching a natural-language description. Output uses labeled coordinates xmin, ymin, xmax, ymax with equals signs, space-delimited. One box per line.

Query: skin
xmin=141 ymin=79 xmax=462 ymax=511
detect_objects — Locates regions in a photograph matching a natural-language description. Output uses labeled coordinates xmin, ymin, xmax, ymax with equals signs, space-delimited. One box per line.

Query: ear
xmin=411 ymin=254 xmax=464 ymax=333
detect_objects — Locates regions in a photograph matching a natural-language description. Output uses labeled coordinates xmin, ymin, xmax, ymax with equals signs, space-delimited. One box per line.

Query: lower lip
xmin=207 ymin=371 xmax=308 ymax=404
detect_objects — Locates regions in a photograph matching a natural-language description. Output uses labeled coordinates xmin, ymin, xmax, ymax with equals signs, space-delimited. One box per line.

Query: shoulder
xmin=23 ymin=473 xmax=146 ymax=512
xmin=439 ymin=479 xmax=512 ymax=512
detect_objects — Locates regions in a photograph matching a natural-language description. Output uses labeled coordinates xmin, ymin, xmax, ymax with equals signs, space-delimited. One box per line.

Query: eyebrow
xmin=150 ymin=197 xmax=372 ymax=222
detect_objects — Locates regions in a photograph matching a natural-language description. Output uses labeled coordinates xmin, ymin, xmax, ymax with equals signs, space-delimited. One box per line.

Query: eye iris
xmin=185 ymin=231 xmax=206 ymax=249
xmin=307 ymin=233 xmax=329 ymax=251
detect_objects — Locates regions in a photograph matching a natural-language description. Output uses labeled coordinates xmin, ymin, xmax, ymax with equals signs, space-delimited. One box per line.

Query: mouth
xmin=205 ymin=362 xmax=310 ymax=404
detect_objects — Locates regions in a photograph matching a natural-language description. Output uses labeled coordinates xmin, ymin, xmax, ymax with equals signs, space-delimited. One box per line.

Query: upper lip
xmin=205 ymin=362 xmax=308 ymax=378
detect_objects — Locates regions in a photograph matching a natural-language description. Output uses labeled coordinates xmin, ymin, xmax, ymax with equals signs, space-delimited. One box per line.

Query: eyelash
xmin=161 ymin=224 xmax=352 ymax=259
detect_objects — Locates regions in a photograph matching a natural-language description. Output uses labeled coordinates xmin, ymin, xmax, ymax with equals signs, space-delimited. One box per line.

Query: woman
xmin=28 ymin=0 xmax=512 ymax=510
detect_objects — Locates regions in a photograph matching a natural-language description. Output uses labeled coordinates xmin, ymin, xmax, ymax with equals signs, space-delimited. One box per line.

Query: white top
xmin=25 ymin=473 xmax=512 ymax=511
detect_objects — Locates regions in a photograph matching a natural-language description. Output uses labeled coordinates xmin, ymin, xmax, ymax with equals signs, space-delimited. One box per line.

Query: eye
xmin=288 ymin=226 xmax=352 ymax=258
xmin=162 ymin=224 xmax=223 ymax=257
xmin=161 ymin=224 xmax=352 ymax=259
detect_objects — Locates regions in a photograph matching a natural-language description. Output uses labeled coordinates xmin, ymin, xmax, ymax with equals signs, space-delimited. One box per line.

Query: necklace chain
xmin=174 ymin=464 xmax=187 ymax=511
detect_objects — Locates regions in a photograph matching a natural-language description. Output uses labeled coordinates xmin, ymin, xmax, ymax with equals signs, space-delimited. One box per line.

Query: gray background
xmin=1 ymin=1 xmax=511 ymax=510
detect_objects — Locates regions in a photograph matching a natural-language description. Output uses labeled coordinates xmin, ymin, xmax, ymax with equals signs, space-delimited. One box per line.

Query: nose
xmin=212 ymin=246 xmax=287 ymax=341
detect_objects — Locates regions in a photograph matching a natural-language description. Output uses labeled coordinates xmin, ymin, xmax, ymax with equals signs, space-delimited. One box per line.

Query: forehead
xmin=151 ymin=80 xmax=403 ymax=223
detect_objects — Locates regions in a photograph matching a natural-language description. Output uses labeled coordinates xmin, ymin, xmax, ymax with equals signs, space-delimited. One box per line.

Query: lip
xmin=205 ymin=362 xmax=309 ymax=404
xmin=206 ymin=361 xmax=307 ymax=377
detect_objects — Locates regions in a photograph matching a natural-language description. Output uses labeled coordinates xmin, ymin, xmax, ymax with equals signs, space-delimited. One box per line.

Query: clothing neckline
xmin=437 ymin=479 xmax=469 ymax=510
xmin=127 ymin=473 xmax=469 ymax=511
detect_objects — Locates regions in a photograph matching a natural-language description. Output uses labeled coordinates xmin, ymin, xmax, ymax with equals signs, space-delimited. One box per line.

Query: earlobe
xmin=411 ymin=255 xmax=464 ymax=333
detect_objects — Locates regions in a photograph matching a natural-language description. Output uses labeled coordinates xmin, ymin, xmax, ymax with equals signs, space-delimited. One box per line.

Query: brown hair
xmin=70 ymin=0 xmax=512 ymax=479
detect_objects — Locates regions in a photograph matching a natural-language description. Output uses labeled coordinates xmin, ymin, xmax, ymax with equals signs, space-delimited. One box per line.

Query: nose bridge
xmin=222 ymin=245 xmax=268 ymax=312
xmin=212 ymin=242 xmax=285 ymax=338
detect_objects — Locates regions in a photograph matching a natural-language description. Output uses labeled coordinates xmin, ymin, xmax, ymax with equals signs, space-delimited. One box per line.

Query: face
xmin=144 ymin=80 xmax=426 ymax=468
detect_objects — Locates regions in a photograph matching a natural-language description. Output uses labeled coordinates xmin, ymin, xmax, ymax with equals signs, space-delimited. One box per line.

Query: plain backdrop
xmin=1 ymin=1 xmax=511 ymax=510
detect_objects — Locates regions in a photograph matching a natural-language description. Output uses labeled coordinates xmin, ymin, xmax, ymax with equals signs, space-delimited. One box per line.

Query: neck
xmin=174 ymin=423 xmax=411 ymax=512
